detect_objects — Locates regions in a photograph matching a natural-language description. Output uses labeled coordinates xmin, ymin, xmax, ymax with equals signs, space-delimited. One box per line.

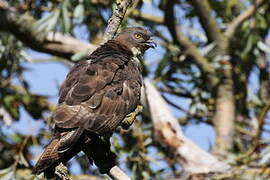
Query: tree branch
xmin=101 ymin=0 xmax=132 ymax=44
xmin=191 ymin=0 xmax=235 ymax=157
xmin=164 ymin=0 xmax=218 ymax=87
xmin=191 ymin=0 xmax=226 ymax=43
xmin=225 ymin=0 xmax=267 ymax=38
xmin=0 ymin=0 xmax=95 ymax=59
xmin=144 ymin=79 xmax=230 ymax=174
xmin=129 ymin=9 xmax=164 ymax=24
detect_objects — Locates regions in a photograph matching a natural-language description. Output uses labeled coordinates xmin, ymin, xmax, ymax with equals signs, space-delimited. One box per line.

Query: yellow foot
xmin=121 ymin=105 xmax=143 ymax=130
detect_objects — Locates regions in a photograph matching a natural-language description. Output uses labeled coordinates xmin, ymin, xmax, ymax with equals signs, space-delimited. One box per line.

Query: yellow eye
xmin=134 ymin=33 xmax=142 ymax=39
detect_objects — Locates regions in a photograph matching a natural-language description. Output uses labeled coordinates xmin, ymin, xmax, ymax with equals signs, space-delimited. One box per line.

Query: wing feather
xmin=54 ymin=40 xmax=142 ymax=134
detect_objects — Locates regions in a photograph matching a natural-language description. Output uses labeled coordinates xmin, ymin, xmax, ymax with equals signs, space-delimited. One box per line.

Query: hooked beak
xmin=144 ymin=38 xmax=157 ymax=49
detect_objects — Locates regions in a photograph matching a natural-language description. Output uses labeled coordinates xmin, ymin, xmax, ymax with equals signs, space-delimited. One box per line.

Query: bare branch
xmin=0 ymin=0 xmax=96 ymax=59
xmin=225 ymin=0 xmax=267 ymax=38
xmin=101 ymin=0 xmax=133 ymax=44
xmin=144 ymin=79 xmax=230 ymax=174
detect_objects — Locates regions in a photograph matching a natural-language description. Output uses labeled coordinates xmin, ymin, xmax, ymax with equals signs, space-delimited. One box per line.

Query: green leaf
xmin=62 ymin=2 xmax=71 ymax=33
xmin=46 ymin=10 xmax=61 ymax=32
xmin=33 ymin=13 xmax=56 ymax=29
xmin=258 ymin=41 xmax=270 ymax=54
xmin=74 ymin=4 xmax=85 ymax=19
xmin=154 ymin=54 xmax=169 ymax=78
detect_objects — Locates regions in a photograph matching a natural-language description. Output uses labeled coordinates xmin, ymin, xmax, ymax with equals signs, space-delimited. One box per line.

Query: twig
xmin=0 ymin=0 xmax=95 ymax=59
xmin=255 ymin=101 xmax=270 ymax=141
xmin=192 ymin=0 xmax=225 ymax=43
xmin=225 ymin=0 xmax=267 ymax=38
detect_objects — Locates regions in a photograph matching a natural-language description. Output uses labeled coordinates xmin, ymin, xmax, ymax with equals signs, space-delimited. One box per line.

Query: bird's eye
xmin=134 ymin=33 xmax=142 ymax=39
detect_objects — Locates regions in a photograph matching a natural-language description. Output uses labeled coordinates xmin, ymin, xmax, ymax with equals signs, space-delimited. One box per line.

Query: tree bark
xmin=144 ymin=79 xmax=230 ymax=174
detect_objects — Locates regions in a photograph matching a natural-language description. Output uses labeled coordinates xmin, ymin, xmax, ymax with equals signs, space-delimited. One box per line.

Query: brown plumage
xmin=32 ymin=27 xmax=156 ymax=177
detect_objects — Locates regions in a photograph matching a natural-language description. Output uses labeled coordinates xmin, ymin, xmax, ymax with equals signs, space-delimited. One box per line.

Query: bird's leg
xmin=121 ymin=105 xmax=143 ymax=130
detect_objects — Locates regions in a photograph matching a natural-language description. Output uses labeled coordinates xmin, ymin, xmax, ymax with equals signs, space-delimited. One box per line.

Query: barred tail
xmin=32 ymin=127 xmax=84 ymax=176
xmin=32 ymin=137 xmax=62 ymax=175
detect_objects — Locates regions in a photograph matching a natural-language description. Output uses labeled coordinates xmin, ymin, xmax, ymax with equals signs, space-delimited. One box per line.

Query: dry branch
xmin=0 ymin=0 xmax=95 ymax=59
xmin=144 ymin=79 xmax=230 ymax=174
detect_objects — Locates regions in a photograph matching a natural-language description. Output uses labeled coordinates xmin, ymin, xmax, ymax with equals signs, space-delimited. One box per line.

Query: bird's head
xmin=114 ymin=27 xmax=156 ymax=56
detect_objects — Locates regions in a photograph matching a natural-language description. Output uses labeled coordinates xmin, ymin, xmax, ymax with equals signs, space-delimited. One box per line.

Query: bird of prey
xmin=32 ymin=27 xmax=156 ymax=178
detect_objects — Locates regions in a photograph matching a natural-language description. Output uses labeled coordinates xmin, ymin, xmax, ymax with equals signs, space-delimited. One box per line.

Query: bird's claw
xmin=121 ymin=105 xmax=143 ymax=130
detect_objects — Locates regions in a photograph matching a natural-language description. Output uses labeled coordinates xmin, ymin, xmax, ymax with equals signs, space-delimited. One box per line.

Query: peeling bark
xmin=144 ymin=79 xmax=230 ymax=174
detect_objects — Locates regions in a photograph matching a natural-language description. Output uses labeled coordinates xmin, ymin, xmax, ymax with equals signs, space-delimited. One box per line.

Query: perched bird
xmin=32 ymin=27 xmax=156 ymax=178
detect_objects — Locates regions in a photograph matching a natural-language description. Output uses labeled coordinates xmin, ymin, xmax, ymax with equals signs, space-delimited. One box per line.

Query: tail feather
xmin=32 ymin=127 xmax=84 ymax=175
xmin=32 ymin=137 xmax=62 ymax=175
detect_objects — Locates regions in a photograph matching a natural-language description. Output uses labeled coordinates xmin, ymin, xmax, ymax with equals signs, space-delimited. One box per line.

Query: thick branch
xmin=144 ymin=79 xmax=230 ymax=174
xmin=191 ymin=0 xmax=235 ymax=157
xmin=225 ymin=0 xmax=267 ymax=38
xmin=191 ymin=0 xmax=226 ymax=43
xmin=0 ymin=0 xmax=95 ymax=59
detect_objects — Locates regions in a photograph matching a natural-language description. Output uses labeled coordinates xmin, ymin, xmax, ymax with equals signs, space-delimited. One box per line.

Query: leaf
xmin=240 ymin=35 xmax=253 ymax=59
xmin=33 ymin=13 xmax=56 ymax=29
xmin=0 ymin=106 xmax=13 ymax=126
xmin=258 ymin=41 xmax=270 ymax=54
xmin=74 ymin=4 xmax=85 ymax=19
xmin=186 ymin=26 xmax=208 ymax=42
xmin=62 ymin=1 xmax=71 ymax=33
xmin=200 ymin=43 xmax=216 ymax=56
xmin=46 ymin=10 xmax=61 ymax=32
xmin=3 ymin=95 xmax=20 ymax=120
xmin=258 ymin=144 xmax=270 ymax=165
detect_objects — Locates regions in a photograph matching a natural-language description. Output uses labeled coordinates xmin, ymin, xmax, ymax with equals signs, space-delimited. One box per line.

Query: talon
xmin=121 ymin=105 xmax=143 ymax=130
